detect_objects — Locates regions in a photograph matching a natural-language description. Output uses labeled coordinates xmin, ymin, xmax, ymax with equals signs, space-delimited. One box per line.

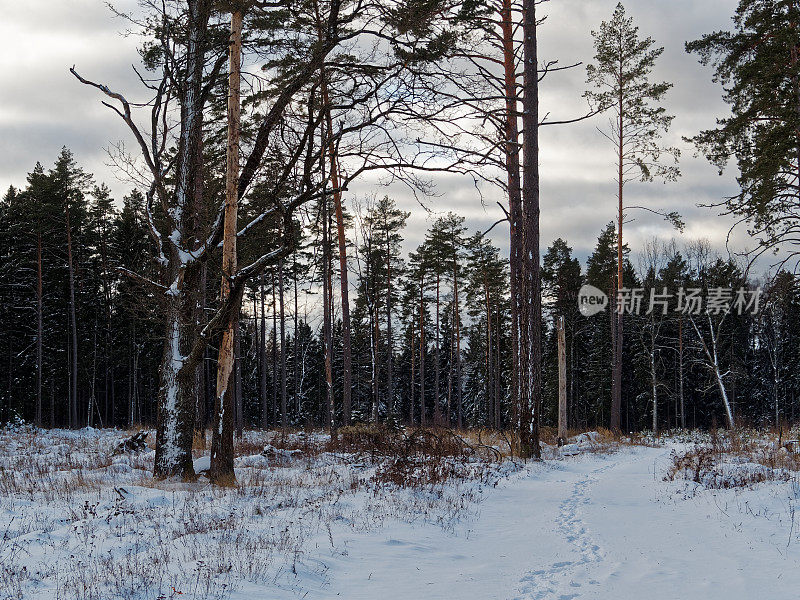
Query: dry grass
xmin=664 ymin=428 xmax=800 ymax=489
xmin=0 ymin=425 xmax=518 ymax=600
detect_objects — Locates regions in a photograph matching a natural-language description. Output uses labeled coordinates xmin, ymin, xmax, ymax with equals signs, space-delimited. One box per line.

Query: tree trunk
xmin=210 ymin=8 xmax=242 ymax=486
xmin=279 ymin=259 xmax=288 ymax=429
xmin=322 ymin=87 xmax=353 ymax=426
xmin=272 ymin=269 xmax=278 ymax=425
xmin=234 ymin=325 xmax=243 ymax=437
xmin=322 ymin=197 xmax=336 ymax=438
xmin=385 ymin=220 xmax=394 ymax=418
xmin=434 ymin=269 xmax=441 ymax=425
xmin=195 ymin=263 xmax=208 ymax=445
xmin=558 ymin=316 xmax=567 ymax=445
xmin=36 ymin=232 xmax=43 ymax=428
xmin=260 ymin=275 xmax=268 ymax=428
xmin=495 ymin=307 xmax=501 ymax=429
xmin=454 ymin=249 xmax=462 ymax=429
xmin=153 ymin=0 xmax=210 ymax=481
xmin=410 ymin=317 xmax=416 ymax=424
xmin=369 ymin=240 xmax=379 ymax=423
xmin=154 ymin=304 xmax=198 ymax=479
xmin=518 ymin=0 xmax=541 ymax=459
xmin=419 ymin=274 xmax=426 ymax=426
xmin=678 ymin=316 xmax=685 ymax=429
xmin=484 ymin=273 xmax=494 ymax=428
xmin=501 ymin=0 xmax=523 ymax=444
xmin=651 ymin=344 xmax=657 ymax=434
xmin=65 ymin=202 xmax=79 ymax=429
xmin=88 ymin=316 xmax=98 ymax=427
xmin=293 ymin=254 xmax=300 ymax=415
xmin=611 ymin=53 xmax=625 ymax=434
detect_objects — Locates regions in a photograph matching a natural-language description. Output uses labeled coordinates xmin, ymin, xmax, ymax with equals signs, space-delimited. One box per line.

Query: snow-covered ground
xmin=2 ymin=427 xmax=799 ymax=600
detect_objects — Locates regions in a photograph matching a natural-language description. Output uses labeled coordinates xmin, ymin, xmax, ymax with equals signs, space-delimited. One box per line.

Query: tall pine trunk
xmin=419 ymin=274 xmax=426 ymax=426
xmin=678 ymin=316 xmax=685 ymax=429
xmin=454 ymin=249 xmax=462 ymax=429
xmin=501 ymin=0 xmax=523 ymax=439
xmin=434 ymin=269 xmax=441 ymax=425
xmin=260 ymin=275 xmax=268 ymax=429
xmin=385 ymin=219 xmax=394 ymax=418
xmin=518 ymin=0 xmax=542 ymax=459
xmin=484 ymin=273 xmax=493 ymax=427
xmin=293 ymin=255 xmax=300 ymax=415
xmin=210 ymin=8 xmax=242 ymax=486
xmin=36 ymin=232 xmax=43 ymax=428
xmin=322 ymin=197 xmax=336 ymax=438
xmin=279 ymin=258 xmax=288 ymax=428
xmin=410 ymin=317 xmax=416 ymax=425
xmin=611 ymin=57 xmax=625 ymax=434
xmin=65 ymin=202 xmax=78 ymax=429
xmin=322 ymin=88 xmax=353 ymax=426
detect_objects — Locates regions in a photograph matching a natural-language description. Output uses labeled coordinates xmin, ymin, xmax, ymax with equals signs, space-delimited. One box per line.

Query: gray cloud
xmin=1 ymin=0 xmax=762 ymax=272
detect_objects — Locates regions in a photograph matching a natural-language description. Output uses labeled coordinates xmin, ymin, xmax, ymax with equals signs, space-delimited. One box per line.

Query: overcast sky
xmin=0 ymin=0 xmax=750 ymax=272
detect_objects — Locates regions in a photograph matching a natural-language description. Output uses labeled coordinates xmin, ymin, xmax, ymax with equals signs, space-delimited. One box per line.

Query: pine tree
xmin=585 ymin=2 xmax=680 ymax=432
xmin=464 ymin=232 xmax=508 ymax=428
xmin=687 ymin=0 xmax=800 ymax=263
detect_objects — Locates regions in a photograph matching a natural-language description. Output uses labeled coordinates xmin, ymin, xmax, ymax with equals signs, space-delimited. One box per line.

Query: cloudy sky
xmin=0 ymin=0 xmax=749 ymax=272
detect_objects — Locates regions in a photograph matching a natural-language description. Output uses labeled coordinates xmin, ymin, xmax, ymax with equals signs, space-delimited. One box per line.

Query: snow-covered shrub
xmin=665 ymin=440 xmax=796 ymax=489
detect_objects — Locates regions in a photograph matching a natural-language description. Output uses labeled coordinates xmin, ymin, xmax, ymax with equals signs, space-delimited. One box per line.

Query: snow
xmin=3 ymin=429 xmax=800 ymax=599
xmin=193 ymin=455 xmax=210 ymax=473
xmin=157 ymin=316 xmax=185 ymax=472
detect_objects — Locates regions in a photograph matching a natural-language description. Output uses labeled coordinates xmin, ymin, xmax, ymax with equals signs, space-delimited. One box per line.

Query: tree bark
xmin=454 ymin=245 xmax=462 ymax=429
xmin=385 ymin=216 xmax=394 ymax=418
xmin=678 ymin=316 xmax=685 ymax=429
xmin=410 ymin=316 xmax=416 ymax=425
xmin=484 ymin=272 xmax=494 ymax=428
xmin=434 ymin=268 xmax=441 ymax=425
xmin=419 ymin=273 xmax=426 ymax=426
xmin=153 ymin=0 xmax=211 ymax=481
xmin=293 ymin=254 xmax=300 ymax=415
xmin=558 ymin=316 xmax=567 ymax=445
xmin=36 ymin=231 xmax=43 ymax=428
xmin=518 ymin=0 xmax=541 ymax=459
xmin=272 ymin=269 xmax=278 ymax=424
xmin=611 ymin=51 xmax=625 ymax=434
xmin=322 ymin=197 xmax=336 ymax=438
xmin=501 ymin=0 xmax=523 ymax=441
xmin=279 ymin=258 xmax=288 ymax=429
xmin=260 ymin=274 xmax=268 ymax=428
xmin=65 ymin=201 xmax=78 ymax=429
xmin=321 ymin=83 xmax=353 ymax=426
xmin=235 ymin=325 xmax=243 ymax=437
xmin=210 ymin=8 xmax=242 ymax=486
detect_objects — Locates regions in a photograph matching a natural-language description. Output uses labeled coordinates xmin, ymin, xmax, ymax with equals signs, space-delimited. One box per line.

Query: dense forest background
xmin=2 ymin=148 xmax=797 ymax=434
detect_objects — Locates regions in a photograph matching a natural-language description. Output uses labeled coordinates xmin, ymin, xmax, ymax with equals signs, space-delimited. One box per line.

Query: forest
xmin=2 ymin=160 xmax=797 ymax=438
xmin=4 ymin=0 xmax=800 ymax=598
xmin=2 ymin=0 xmax=799 ymax=465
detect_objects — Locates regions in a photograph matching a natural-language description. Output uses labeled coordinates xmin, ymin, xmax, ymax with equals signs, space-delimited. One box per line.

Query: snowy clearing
xmin=2 ymin=428 xmax=800 ymax=600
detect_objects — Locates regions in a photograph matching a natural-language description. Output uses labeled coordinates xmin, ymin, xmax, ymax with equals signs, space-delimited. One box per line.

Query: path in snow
xmin=262 ymin=446 xmax=800 ymax=600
